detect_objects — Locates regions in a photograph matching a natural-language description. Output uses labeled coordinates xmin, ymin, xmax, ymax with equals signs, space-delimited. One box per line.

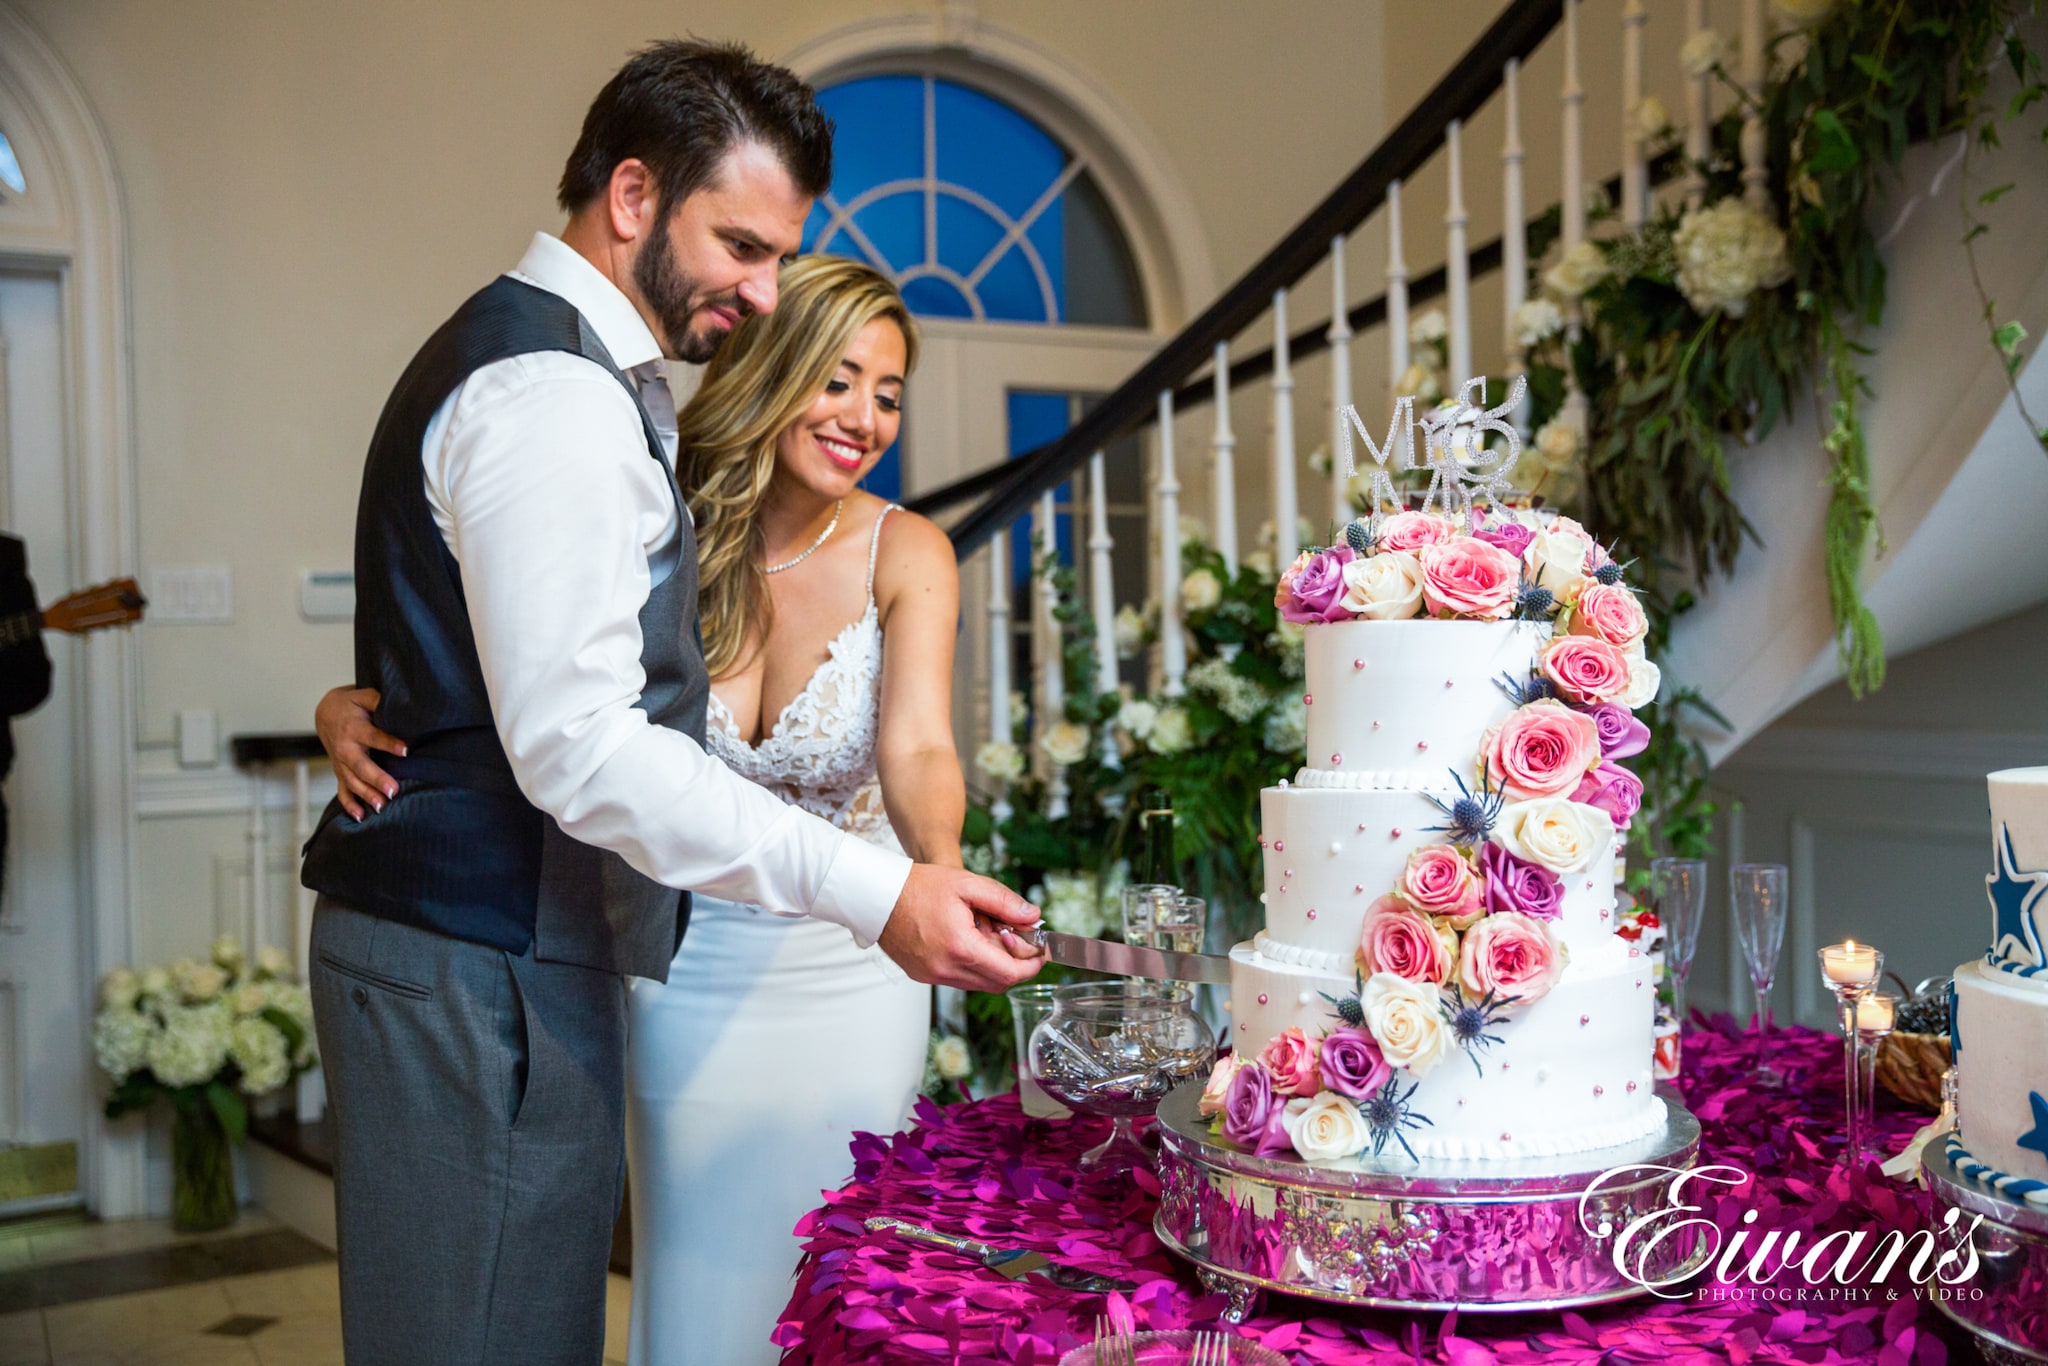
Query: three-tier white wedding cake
xmin=1202 ymin=507 xmax=1666 ymax=1165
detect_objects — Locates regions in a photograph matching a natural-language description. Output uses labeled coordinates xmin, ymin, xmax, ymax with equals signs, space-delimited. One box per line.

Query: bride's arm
xmin=872 ymin=510 xmax=966 ymax=869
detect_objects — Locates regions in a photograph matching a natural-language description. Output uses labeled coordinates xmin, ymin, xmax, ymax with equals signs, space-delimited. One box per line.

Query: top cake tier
xmin=1300 ymin=620 xmax=1549 ymax=790
xmin=1987 ymin=766 xmax=2048 ymax=975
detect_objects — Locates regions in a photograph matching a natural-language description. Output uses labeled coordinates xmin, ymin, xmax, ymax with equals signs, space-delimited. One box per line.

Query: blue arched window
xmin=0 ymin=130 xmax=25 ymax=197
xmin=803 ymin=74 xmax=1146 ymax=329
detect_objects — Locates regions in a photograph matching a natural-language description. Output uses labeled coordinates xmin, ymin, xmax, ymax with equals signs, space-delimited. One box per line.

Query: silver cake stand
xmin=1152 ymin=1083 xmax=1709 ymax=1319
xmin=1921 ymin=1141 xmax=2048 ymax=1364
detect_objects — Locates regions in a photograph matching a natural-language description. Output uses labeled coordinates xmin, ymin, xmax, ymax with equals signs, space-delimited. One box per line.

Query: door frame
xmin=0 ymin=3 xmax=144 ymax=1217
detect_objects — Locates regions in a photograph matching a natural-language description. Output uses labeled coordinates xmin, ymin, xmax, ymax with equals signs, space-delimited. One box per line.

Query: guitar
xmin=0 ymin=578 xmax=147 ymax=649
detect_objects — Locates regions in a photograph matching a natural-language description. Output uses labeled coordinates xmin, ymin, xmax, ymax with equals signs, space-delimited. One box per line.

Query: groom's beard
xmin=637 ymin=212 xmax=747 ymax=365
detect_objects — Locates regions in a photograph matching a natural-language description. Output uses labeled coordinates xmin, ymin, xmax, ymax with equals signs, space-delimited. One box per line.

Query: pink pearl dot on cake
xmin=1445 ymin=679 xmax=1454 ymax=689
xmin=1303 ymin=694 xmax=1313 ymax=706
xmin=1636 ymin=979 xmax=1643 ymax=988
xmin=1627 ymin=1080 xmax=1638 ymax=1093
xmin=1417 ymin=740 xmax=1429 ymax=751
xmin=1257 ymin=994 xmax=1268 ymax=1005
xmin=1273 ymin=840 xmax=1285 ymax=853
xmin=1238 ymin=1022 xmax=1247 ymax=1031
xmin=1353 ymin=658 xmax=1365 ymax=670
xmin=1500 ymin=1132 xmax=1512 ymax=1142
xmin=1353 ymin=884 xmax=1364 ymax=894
xmin=1390 ymin=828 xmax=1402 ymax=838
xmin=1593 ymin=1085 xmax=1604 ymax=1097
xmin=1500 ymin=1061 xmax=1510 ymax=1072
xmin=1457 ymin=1097 xmax=1466 ymax=1107
xmin=1307 ymin=909 xmax=1318 ymax=920
xmin=1372 ymin=720 xmax=1381 ymax=730
xmin=1284 ymin=869 xmax=1293 ymax=878
xmin=1629 ymin=947 xmax=1640 ymax=958
xmin=1579 ymin=1015 xmax=1589 ymax=1026
xmin=1331 ymin=754 xmax=1342 ymax=765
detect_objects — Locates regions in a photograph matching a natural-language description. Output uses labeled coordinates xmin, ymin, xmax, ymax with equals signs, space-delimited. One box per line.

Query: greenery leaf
xmin=205 ymin=1081 xmax=248 ymax=1146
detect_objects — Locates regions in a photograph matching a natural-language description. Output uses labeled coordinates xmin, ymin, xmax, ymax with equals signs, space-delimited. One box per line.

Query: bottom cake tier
xmin=1953 ymin=956 xmax=2048 ymax=1189
xmin=1227 ymin=934 xmax=1660 ymax=1160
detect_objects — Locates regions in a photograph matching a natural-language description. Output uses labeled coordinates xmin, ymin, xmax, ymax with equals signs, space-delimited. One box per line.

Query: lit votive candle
xmin=1858 ymin=993 xmax=1896 ymax=1033
xmin=1820 ymin=939 xmax=1881 ymax=989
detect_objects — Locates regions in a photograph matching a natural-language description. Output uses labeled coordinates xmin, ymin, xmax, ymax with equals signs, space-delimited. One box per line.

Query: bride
xmin=315 ymin=257 xmax=979 ymax=1364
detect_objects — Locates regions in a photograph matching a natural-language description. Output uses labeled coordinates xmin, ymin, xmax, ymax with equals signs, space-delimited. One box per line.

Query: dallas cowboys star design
xmin=1988 ymin=822 xmax=2048 ymax=970
xmin=2017 ymin=1091 xmax=2048 ymax=1165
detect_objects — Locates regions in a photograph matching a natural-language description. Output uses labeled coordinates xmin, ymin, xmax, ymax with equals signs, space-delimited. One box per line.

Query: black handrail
xmin=941 ymin=0 xmax=1563 ymax=555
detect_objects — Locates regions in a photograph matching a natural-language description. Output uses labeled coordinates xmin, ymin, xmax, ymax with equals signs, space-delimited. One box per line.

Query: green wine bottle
xmin=1139 ymin=787 xmax=1178 ymax=889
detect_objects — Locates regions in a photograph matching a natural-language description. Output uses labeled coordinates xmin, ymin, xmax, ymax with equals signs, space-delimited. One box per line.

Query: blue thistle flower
xmin=1423 ymin=770 xmax=1504 ymax=847
xmin=1441 ymin=987 xmax=1518 ymax=1078
xmin=1512 ymin=565 xmax=1558 ymax=621
xmin=1344 ymin=520 xmax=1378 ymax=556
xmin=1319 ymin=971 xmax=1366 ymax=1028
xmin=1592 ymin=551 xmax=1636 ymax=586
xmin=1360 ymin=1076 xmax=1433 ymax=1162
xmin=1494 ymin=668 xmax=1556 ymax=708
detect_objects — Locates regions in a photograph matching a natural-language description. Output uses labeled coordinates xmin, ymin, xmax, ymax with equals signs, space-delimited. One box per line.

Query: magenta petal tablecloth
xmin=774 ymin=1019 xmax=1973 ymax=1365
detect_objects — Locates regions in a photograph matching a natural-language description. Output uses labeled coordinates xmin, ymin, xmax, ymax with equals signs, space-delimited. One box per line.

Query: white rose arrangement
xmin=1494 ymin=798 xmax=1614 ymax=874
xmin=1039 ymin=720 xmax=1092 ymax=768
xmin=1543 ymin=241 xmax=1610 ymax=303
xmin=1282 ymin=1093 xmax=1373 ymax=1163
xmin=1511 ymin=298 xmax=1564 ymax=351
xmin=1112 ymin=604 xmax=1149 ymax=659
xmin=974 ymin=740 xmax=1025 ymax=784
xmin=1679 ymin=28 xmax=1724 ymax=78
xmin=1672 ymin=198 xmax=1793 ymax=319
xmin=1359 ymin=972 xmax=1450 ymax=1076
xmin=1146 ymin=706 xmax=1193 ymax=755
xmin=1180 ymin=567 xmax=1222 ymax=612
xmin=95 ymin=935 xmax=319 ymax=1141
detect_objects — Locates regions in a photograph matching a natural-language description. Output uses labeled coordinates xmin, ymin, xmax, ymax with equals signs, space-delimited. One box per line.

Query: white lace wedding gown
xmin=624 ymin=506 xmax=931 ymax=1366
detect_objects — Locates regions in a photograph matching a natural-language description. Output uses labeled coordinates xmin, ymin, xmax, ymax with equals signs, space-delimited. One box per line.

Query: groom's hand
xmin=879 ymin=865 xmax=1046 ymax=992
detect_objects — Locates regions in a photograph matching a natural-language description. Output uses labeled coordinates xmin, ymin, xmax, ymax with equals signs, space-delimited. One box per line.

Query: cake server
xmin=864 ymin=1217 xmax=1136 ymax=1292
xmin=1028 ymin=927 xmax=1232 ymax=984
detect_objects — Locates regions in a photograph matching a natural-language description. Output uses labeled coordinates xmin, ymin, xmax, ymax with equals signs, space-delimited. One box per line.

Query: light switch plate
xmin=299 ymin=570 xmax=355 ymax=622
xmin=176 ymin=709 xmax=217 ymax=768
xmin=147 ymin=566 xmax=233 ymax=623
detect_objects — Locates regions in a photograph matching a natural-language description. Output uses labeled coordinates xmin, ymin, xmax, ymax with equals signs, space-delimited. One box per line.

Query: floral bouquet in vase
xmin=92 ymin=935 xmax=318 ymax=1230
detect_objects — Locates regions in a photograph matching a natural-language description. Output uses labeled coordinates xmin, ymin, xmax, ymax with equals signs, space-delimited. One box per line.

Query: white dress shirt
xmin=415 ymin=232 xmax=912 ymax=947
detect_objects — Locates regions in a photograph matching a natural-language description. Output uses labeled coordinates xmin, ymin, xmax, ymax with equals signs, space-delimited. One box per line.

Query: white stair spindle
xmin=1685 ymin=0 xmax=1711 ymax=210
xmin=1087 ymin=451 xmax=1120 ymax=759
xmin=1209 ymin=343 xmax=1238 ymax=575
xmin=1445 ymin=120 xmax=1473 ymax=387
xmin=1740 ymin=0 xmax=1768 ymax=209
xmin=1034 ymin=490 xmax=1068 ymax=818
xmin=1386 ymin=179 xmax=1411 ymax=386
xmin=1561 ymin=0 xmax=1589 ymax=433
xmin=1270 ymin=289 xmax=1300 ymax=565
xmin=1621 ymin=0 xmax=1648 ymax=228
xmin=1326 ymin=234 xmax=1354 ymax=527
xmin=987 ymin=530 xmax=1013 ymax=825
xmin=1502 ymin=58 xmax=1530 ymax=432
xmin=245 ymin=776 xmax=268 ymax=960
xmin=1156 ymin=389 xmax=1186 ymax=697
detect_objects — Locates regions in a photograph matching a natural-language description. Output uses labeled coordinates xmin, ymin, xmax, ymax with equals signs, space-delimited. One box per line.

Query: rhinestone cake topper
xmin=1338 ymin=374 xmax=1530 ymax=521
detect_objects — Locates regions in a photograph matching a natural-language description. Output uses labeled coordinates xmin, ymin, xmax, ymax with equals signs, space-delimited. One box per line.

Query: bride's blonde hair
xmin=676 ymin=255 xmax=919 ymax=680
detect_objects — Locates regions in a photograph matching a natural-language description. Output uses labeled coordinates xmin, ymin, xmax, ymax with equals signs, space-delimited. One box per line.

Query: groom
xmin=301 ymin=40 xmax=1042 ymax=1365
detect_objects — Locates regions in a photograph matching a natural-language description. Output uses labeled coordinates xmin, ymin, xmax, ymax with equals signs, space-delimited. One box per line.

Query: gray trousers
xmin=309 ymin=898 xmax=626 ymax=1365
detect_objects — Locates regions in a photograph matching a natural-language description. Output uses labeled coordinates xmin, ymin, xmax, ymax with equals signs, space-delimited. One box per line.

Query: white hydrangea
xmin=99 ymin=966 xmax=140 ymax=1013
xmin=974 ymin=741 xmax=1025 ymax=784
xmin=962 ymin=843 xmax=996 ymax=876
xmin=1115 ymin=698 xmax=1159 ymax=741
xmin=1113 ymin=605 xmax=1148 ymax=659
xmin=171 ymin=958 xmax=228 ymax=1004
xmin=1035 ymin=871 xmax=1109 ymax=940
xmin=1543 ymin=241 xmax=1610 ymax=302
xmin=1262 ymin=695 xmax=1309 ymax=754
xmin=1408 ymin=308 xmax=1448 ymax=347
xmin=255 ymin=945 xmax=293 ymax=979
xmin=210 ymin=934 xmax=245 ymax=973
xmin=147 ymin=1003 xmax=232 ymax=1088
xmin=1535 ymin=416 xmax=1582 ymax=467
xmin=1147 ymin=707 xmax=1193 ymax=755
xmin=139 ymin=966 xmax=172 ymax=1002
xmin=231 ymin=981 xmax=271 ymax=1017
xmin=92 ymin=1007 xmax=156 ymax=1081
xmin=1186 ymin=658 xmax=1267 ymax=724
xmin=1679 ymin=28 xmax=1724 ymax=78
xmin=1511 ymin=298 xmax=1564 ymax=350
xmin=1270 ymin=620 xmax=1307 ymax=678
xmin=931 ymin=1034 xmax=973 ymax=1082
xmin=230 ymin=1016 xmax=291 ymax=1096
xmin=1672 ymin=198 xmax=1793 ymax=318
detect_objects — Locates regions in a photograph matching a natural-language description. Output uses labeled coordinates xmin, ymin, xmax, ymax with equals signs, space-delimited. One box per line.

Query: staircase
xmin=914 ymin=0 xmax=2048 ymax=779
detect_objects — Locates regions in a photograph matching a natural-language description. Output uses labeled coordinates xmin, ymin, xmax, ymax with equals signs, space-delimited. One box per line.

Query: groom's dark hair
xmin=557 ymin=38 xmax=834 ymax=215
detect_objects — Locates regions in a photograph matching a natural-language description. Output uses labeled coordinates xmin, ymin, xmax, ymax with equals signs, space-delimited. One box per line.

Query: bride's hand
xmin=316 ymin=686 xmax=405 ymax=819
xmin=879 ymin=865 xmax=1046 ymax=993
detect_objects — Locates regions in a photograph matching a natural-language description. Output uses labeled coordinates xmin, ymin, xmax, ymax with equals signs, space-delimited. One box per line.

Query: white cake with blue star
xmin=1947 ymin=766 xmax=2048 ymax=1209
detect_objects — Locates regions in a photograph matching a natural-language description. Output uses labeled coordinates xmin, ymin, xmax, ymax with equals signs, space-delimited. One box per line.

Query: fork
xmin=1190 ymin=1329 xmax=1233 ymax=1365
xmin=1092 ymin=1314 xmax=1136 ymax=1366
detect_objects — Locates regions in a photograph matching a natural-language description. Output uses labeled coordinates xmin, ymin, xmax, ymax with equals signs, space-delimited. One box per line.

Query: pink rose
xmin=1540 ymin=635 xmax=1632 ymax=705
xmin=1417 ymin=537 xmax=1520 ymax=619
xmin=1571 ymin=762 xmax=1644 ymax=829
xmin=1199 ymin=1052 xmax=1247 ymax=1116
xmin=1458 ymin=910 xmax=1567 ymax=1004
xmin=1358 ymin=896 xmax=1456 ymax=984
xmin=1476 ymin=518 xmax=1535 ymax=559
xmin=1481 ymin=699 xmax=1602 ymax=801
xmin=1277 ymin=546 xmax=1356 ymax=623
xmin=1398 ymin=845 xmax=1483 ymax=923
xmin=1257 ymin=1026 xmax=1323 ymax=1097
xmin=1570 ymin=582 xmax=1648 ymax=649
xmin=1375 ymin=511 xmax=1455 ymax=554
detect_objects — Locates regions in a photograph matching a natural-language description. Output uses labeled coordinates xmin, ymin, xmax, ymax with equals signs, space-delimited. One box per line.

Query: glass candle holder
xmin=1853 ymin=992 xmax=1899 ymax=1166
xmin=1818 ymin=941 xmax=1884 ymax=1167
xmin=1007 ymin=982 xmax=1071 ymax=1119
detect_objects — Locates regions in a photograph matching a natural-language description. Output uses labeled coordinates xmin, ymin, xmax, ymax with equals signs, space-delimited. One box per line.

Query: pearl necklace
xmin=764 ymin=498 xmax=844 ymax=574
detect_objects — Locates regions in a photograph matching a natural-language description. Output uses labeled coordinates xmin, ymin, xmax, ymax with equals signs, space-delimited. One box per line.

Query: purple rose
xmin=1572 ymin=763 xmax=1644 ymax=830
xmin=1475 ymin=519 xmax=1535 ymax=559
xmin=1222 ymin=1060 xmax=1291 ymax=1154
xmin=1278 ymin=546 xmax=1356 ymax=624
xmin=1318 ymin=1028 xmax=1392 ymax=1103
xmin=1587 ymin=702 xmax=1651 ymax=760
xmin=1480 ymin=840 xmax=1565 ymax=920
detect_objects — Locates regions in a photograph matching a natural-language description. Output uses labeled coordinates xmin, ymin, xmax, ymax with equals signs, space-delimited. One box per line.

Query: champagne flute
xmin=1731 ymin=863 xmax=1790 ymax=1086
xmin=1649 ymin=857 xmax=1708 ymax=1030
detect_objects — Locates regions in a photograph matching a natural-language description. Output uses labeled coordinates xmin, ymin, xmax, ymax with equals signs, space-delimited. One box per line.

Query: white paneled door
xmin=0 ymin=268 xmax=85 ymax=1196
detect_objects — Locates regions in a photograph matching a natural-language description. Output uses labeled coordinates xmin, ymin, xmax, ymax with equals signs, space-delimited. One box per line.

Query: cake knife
xmin=1027 ymin=927 xmax=1232 ymax=984
xmin=864 ymin=1217 xmax=1136 ymax=1292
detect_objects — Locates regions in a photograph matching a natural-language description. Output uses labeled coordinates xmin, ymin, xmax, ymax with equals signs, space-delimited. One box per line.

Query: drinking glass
xmin=1730 ymin=863 xmax=1790 ymax=1086
xmin=1006 ymin=982 xmax=1070 ymax=1119
xmin=1120 ymin=883 xmax=1178 ymax=947
xmin=1649 ymin=857 xmax=1708 ymax=1030
xmin=1852 ymin=992 xmax=1899 ymax=1167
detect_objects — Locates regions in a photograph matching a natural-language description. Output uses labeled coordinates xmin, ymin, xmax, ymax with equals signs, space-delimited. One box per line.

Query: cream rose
xmin=1116 ymin=698 xmax=1159 ymax=741
xmin=99 ymin=967 xmax=140 ymax=1012
xmin=933 ymin=1034 xmax=973 ymax=1081
xmin=1282 ymin=1092 xmax=1372 ymax=1163
xmin=1618 ymin=651 xmax=1662 ymax=709
xmin=255 ymin=945 xmax=293 ymax=978
xmin=1524 ymin=523 xmax=1596 ymax=599
xmin=1409 ymin=308 xmax=1449 ymax=346
xmin=1338 ymin=551 xmax=1424 ymax=620
xmin=1543 ymin=241 xmax=1610 ymax=301
xmin=1040 ymin=720 xmax=1092 ymax=767
xmin=1148 ymin=707 xmax=1193 ymax=754
xmin=1113 ymin=605 xmax=1148 ymax=659
xmin=1495 ymin=798 xmax=1613 ymax=874
xmin=1632 ymin=95 xmax=1671 ymax=144
xmin=975 ymin=741 xmax=1025 ymax=783
xmin=1680 ymin=28 xmax=1724 ymax=78
xmin=173 ymin=959 xmax=228 ymax=1003
xmin=1181 ymin=567 xmax=1222 ymax=612
xmin=1512 ymin=298 xmax=1564 ymax=350
xmin=1359 ymin=972 xmax=1450 ymax=1077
